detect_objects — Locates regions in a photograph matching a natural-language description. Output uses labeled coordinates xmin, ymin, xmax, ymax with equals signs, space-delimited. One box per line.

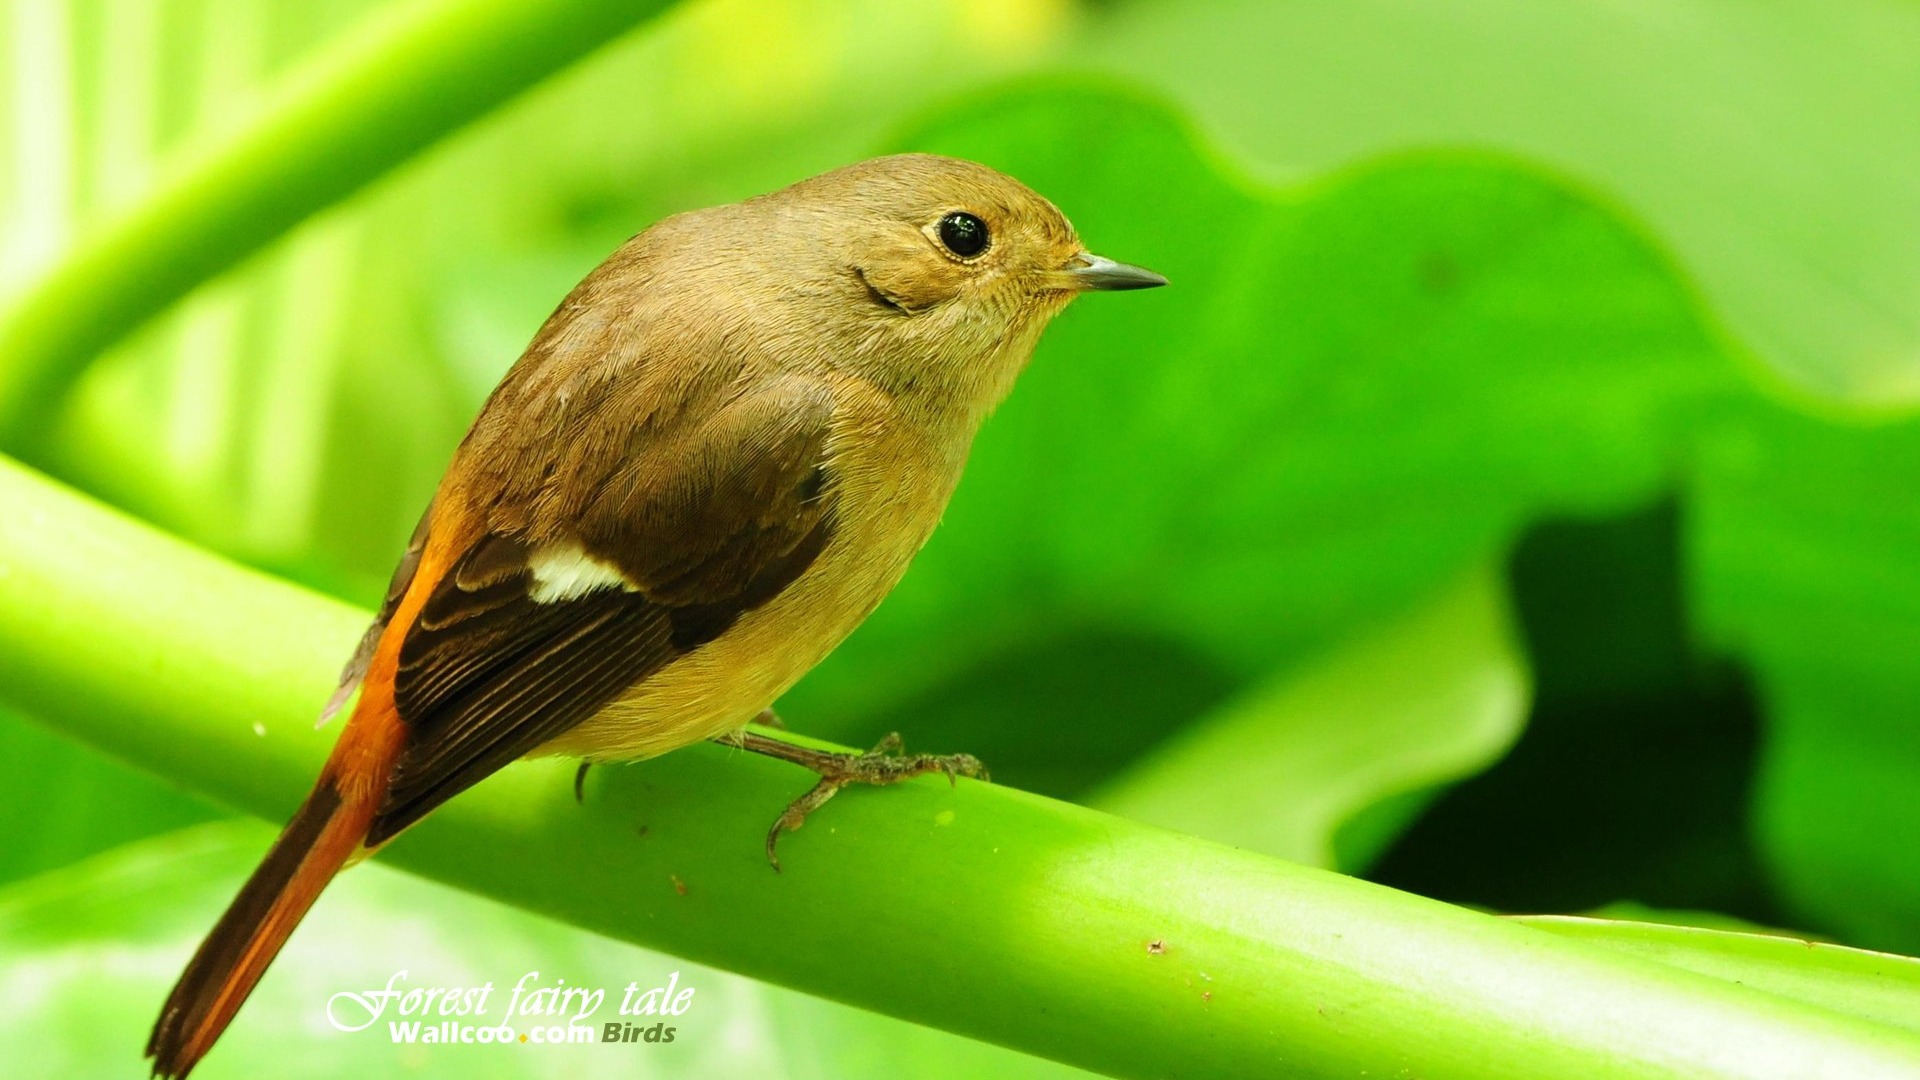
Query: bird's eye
xmin=937 ymin=212 xmax=989 ymax=258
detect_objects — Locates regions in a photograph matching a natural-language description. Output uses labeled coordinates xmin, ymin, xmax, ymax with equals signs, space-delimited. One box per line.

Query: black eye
xmin=937 ymin=212 xmax=989 ymax=258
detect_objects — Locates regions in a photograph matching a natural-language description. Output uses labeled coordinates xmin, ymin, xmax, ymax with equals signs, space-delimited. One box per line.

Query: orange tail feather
xmin=147 ymin=703 xmax=402 ymax=1079
xmin=151 ymin=514 xmax=444 ymax=1076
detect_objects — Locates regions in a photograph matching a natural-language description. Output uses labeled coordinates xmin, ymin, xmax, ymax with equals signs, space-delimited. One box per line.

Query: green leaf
xmin=1093 ymin=565 xmax=1529 ymax=871
xmin=863 ymin=80 xmax=1920 ymax=951
xmin=1691 ymin=407 xmax=1920 ymax=947
xmin=776 ymin=78 xmax=1735 ymax=836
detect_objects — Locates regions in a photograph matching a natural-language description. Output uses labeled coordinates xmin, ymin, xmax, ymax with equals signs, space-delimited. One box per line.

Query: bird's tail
xmin=146 ymin=747 xmax=390 ymax=1078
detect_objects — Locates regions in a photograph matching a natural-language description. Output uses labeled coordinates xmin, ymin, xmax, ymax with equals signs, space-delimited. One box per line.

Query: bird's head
xmin=727 ymin=153 xmax=1166 ymax=416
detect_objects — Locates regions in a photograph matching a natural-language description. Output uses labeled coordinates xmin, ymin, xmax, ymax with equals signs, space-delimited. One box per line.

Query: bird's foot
xmin=718 ymin=729 xmax=987 ymax=871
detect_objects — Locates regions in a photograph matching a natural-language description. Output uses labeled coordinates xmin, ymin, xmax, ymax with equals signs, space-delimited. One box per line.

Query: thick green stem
xmin=1516 ymin=916 xmax=1920 ymax=1039
xmin=0 ymin=0 xmax=669 ymax=451
xmin=3 ymin=454 xmax=1920 ymax=1079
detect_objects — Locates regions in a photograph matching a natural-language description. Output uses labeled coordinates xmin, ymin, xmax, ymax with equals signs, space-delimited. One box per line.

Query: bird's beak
xmin=1056 ymin=251 xmax=1168 ymax=292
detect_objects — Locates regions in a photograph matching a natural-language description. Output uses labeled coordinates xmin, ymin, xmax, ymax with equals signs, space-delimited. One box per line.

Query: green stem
xmin=1516 ymin=916 xmax=1920 ymax=1039
xmin=2 ymin=456 xmax=1920 ymax=1079
xmin=0 ymin=0 xmax=670 ymax=453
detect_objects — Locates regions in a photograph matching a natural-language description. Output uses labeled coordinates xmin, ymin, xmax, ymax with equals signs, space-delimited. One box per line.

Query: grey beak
xmin=1065 ymin=252 xmax=1168 ymax=291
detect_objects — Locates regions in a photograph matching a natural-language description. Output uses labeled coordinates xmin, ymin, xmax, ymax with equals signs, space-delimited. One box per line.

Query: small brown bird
xmin=146 ymin=153 xmax=1164 ymax=1077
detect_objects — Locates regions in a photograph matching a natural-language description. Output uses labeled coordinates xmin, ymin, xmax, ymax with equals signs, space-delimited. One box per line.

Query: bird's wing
xmin=364 ymin=376 xmax=838 ymax=845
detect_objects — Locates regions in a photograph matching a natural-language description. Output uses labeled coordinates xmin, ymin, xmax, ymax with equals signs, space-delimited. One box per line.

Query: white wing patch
xmin=528 ymin=542 xmax=639 ymax=603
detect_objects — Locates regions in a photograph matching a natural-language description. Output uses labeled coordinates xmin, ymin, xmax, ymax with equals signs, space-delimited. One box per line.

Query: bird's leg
xmin=753 ymin=707 xmax=787 ymax=730
xmin=716 ymin=729 xmax=988 ymax=871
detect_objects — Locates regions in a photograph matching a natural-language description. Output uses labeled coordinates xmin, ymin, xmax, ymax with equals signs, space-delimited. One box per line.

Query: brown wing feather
xmin=364 ymin=376 xmax=837 ymax=845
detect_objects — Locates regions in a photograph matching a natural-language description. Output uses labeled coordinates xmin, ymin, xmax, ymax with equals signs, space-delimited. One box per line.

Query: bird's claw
xmin=762 ymin=733 xmax=988 ymax=870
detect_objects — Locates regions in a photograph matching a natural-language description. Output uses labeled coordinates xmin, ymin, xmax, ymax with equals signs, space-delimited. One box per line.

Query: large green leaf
xmin=807 ymin=81 xmax=1919 ymax=948
xmin=778 ymin=79 xmax=1737 ymax=822
xmin=1691 ymin=407 xmax=1920 ymax=946
xmin=768 ymin=79 xmax=1920 ymax=945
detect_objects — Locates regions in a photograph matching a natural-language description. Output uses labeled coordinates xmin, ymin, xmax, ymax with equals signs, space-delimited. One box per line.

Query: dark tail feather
xmin=147 ymin=780 xmax=370 ymax=1078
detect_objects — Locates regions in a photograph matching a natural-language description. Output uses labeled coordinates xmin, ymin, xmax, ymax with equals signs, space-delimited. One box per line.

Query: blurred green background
xmin=3 ymin=0 xmax=1920 ymax=1076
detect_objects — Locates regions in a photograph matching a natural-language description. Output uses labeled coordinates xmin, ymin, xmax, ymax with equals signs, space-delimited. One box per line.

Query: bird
xmin=146 ymin=152 xmax=1165 ymax=1078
